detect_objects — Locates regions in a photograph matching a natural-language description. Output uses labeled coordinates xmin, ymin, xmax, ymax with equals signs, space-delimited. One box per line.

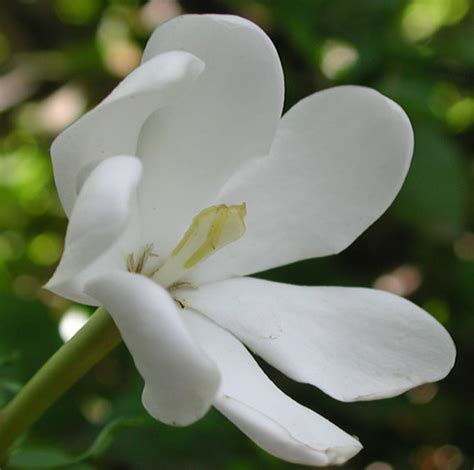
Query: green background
xmin=0 ymin=0 xmax=473 ymax=469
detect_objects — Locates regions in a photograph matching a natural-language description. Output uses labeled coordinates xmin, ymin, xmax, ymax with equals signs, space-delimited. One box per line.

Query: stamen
xmin=168 ymin=281 xmax=198 ymax=292
xmin=127 ymin=244 xmax=159 ymax=275
xmin=154 ymin=203 xmax=246 ymax=287
xmin=126 ymin=253 xmax=135 ymax=272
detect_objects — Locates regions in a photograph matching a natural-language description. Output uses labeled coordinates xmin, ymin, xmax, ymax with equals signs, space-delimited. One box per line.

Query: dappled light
xmin=0 ymin=1 xmax=472 ymax=469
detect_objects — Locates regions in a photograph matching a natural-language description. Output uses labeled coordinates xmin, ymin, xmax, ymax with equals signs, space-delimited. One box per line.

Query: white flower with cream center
xmin=46 ymin=14 xmax=455 ymax=467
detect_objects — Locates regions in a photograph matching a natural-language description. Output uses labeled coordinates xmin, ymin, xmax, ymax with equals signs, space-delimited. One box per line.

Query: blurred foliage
xmin=0 ymin=0 xmax=473 ymax=469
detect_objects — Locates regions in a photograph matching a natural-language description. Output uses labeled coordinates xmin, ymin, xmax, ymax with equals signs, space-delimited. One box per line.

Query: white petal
xmin=45 ymin=155 xmax=142 ymax=305
xmin=190 ymin=86 xmax=414 ymax=283
xmin=179 ymin=277 xmax=456 ymax=402
xmin=85 ymin=271 xmax=220 ymax=426
xmin=51 ymin=51 xmax=204 ymax=215
xmin=184 ymin=310 xmax=362 ymax=466
xmin=136 ymin=14 xmax=284 ymax=257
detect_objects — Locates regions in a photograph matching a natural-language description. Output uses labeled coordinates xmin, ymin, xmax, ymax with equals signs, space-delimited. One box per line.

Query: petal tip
xmin=325 ymin=440 xmax=363 ymax=466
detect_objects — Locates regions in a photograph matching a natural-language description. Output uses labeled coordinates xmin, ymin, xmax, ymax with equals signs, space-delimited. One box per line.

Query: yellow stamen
xmin=154 ymin=203 xmax=246 ymax=287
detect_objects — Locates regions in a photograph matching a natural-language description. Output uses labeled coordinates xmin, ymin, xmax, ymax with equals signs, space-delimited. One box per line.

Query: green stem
xmin=0 ymin=307 xmax=122 ymax=463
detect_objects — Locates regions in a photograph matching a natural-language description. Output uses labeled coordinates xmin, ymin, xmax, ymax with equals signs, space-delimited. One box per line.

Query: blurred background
xmin=0 ymin=0 xmax=473 ymax=469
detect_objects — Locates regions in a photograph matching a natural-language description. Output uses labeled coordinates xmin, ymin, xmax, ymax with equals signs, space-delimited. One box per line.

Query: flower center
xmin=127 ymin=203 xmax=247 ymax=288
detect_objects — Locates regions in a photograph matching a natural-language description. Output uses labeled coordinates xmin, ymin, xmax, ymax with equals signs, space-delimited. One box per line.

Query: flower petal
xmin=85 ymin=271 xmax=220 ymax=426
xmin=136 ymin=14 xmax=284 ymax=257
xmin=184 ymin=310 xmax=362 ymax=466
xmin=45 ymin=155 xmax=142 ymax=305
xmin=179 ymin=277 xmax=455 ymax=402
xmin=51 ymin=50 xmax=204 ymax=215
xmin=190 ymin=86 xmax=414 ymax=283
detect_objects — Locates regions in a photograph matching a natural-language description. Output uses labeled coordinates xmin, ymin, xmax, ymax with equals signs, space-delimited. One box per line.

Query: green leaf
xmin=393 ymin=124 xmax=467 ymax=239
xmin=72 ymin=416 xmax=147 ymax=463
xmin=8 ymin=447 xmax=89 ymax=469
xmin=8 ymin=416 xmax=147 ymax=469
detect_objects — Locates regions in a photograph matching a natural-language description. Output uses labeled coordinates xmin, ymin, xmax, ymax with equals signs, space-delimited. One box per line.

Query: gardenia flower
xmin=46 ymin=14 xmax=455 ymax=467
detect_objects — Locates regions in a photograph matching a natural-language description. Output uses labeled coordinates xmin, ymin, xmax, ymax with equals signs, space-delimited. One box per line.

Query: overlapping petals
xmin=85 ymin=272 xmax=220 ymax=426
xmin=47 ymin=13 xmax=456 ymax=468
xmin=179 ymin=278 xmax=455 ymax=401
xmin=184 ymin=311 xmax=362 ymax=466
xmin=51 ymin=50 xmax=204 ymax=215
xmin=137 ymin=14 xmax=284 ymax=256
xmin=191 ymin=86 xmax=414 ymax=283
xmin=46 ymin=155 xmax=142 ymax=305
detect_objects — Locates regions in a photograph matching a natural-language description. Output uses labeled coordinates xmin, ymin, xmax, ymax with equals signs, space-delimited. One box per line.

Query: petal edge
xmin=85 ymin=272 xmax=220 ymax=426
xmin=184 ymin=310 xmax=362 ymax=466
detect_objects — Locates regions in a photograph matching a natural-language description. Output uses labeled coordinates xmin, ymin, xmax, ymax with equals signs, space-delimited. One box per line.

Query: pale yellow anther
xmin=154 ymin=203 xmax=246 ymax=287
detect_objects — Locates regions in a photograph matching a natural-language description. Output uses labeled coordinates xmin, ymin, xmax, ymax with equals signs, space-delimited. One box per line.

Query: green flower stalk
xmin=0 ymin=308 xmax=121 ymax=463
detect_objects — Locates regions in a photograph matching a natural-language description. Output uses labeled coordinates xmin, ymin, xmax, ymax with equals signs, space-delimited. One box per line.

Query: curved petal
xmin=45 ymin=155 xmax=142 ymax=305
xmin=179 ymin=277 xmax=456 ymax=402
xmin=184 ymin=310 xmax=361 ymax=466
xmin=85 ymin=271 xmax=220 ymax=426
xmin=136 ymin=14 xmax=284 ymax=257
xmin=51 ymin=51 xmax=204 ymax=215
xmin=190 ymin=86 xmax=414 ymax=283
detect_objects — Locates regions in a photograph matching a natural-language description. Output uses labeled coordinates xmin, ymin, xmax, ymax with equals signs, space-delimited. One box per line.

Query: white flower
xmin=46 ymin=14 xmax=455 ymax=467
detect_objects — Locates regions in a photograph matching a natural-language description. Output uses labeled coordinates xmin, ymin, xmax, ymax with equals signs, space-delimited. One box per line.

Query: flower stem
xmin=0 ymin=307 xmax=121 ymax=463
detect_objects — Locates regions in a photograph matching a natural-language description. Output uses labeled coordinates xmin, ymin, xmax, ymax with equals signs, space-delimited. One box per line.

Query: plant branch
xmin=0 ymin=307 xmax=121 ymax=463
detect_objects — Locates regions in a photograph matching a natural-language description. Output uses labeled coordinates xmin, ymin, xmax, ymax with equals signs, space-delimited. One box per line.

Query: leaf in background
xmin=72 ymin=416 xmax=148 ymax=463
xmin=0 ymin=379 xmax=23 ymax=408
xmin=0 ymin=350 xmax=19 ymax=368
xmin=8 ymin=447 xmax=91 ymax=470
xmin=392 ymin=124 xmax=467 ymax=240
xmin=432 ymin=20 xmax=474 ymax=68
xmin=8 ymin=416 xmax=147 ymax=469
xmin=0 ymin=378 xmax=23 ymax=394
xmin=0 ymin=295 xmax=61 ymax=381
